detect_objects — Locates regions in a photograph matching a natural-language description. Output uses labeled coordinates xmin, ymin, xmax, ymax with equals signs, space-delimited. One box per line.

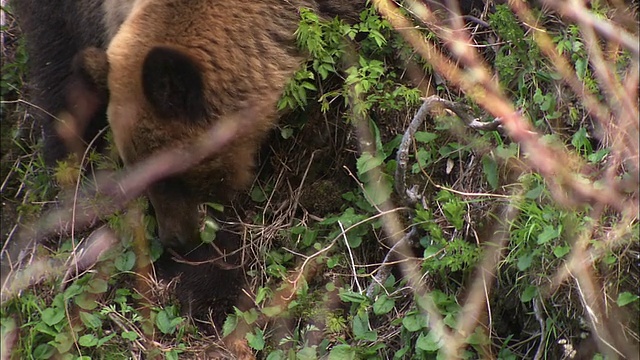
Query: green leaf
xmin=363 ymin=175 xmax=393 ymax=206
xmin=255 ymin=287 xmax=269 ymax=305
xmin=41 ymin=307 xmax=65 ymax=326
xmin=617 ymin=292 xmax=639 ymax=307
xmin=382 ymin=134 xmax=403 ymax=159
xmin=297 ymin=346 xmax=317 ymax=360
xmin=280 ymin=126 xmax=294 ymax=139
xmin=414 ymin=131 xmax=438 ymax=144
xmin=553 ymin=245 xmax=570 ymax=258
xmin=497 ymin=348 xmax=517 ymax=360
xmin=537 ymin=225 xmax=560 ymax=244
xmin=115 ymin=251 xmax=136 ymax=272
xmin=75 ymin=292 xmax=98 ymax=310
xmin=33 ymin=344 xmax=55 ymax=360
xmin=373 ymin=295 xmax=395 ymax=315
xmin=370 ymin=118 xmax=385 ymax=158
xmin=525 ymin=185 xmax=544 ymax=200
xmin=327 ymin=256 xmax=340 ymax=268
xmin=205 ymin=202 xmax=225 ymax=212
xmin=149 ymin=238 xmax=164 ymax=262
xmin=587 ymin=148 xmax=610 ymax=163
xmin=393 ymin=346 xmax=410 ymax=359
xmin=121 ymin=331 xmax=139 ymax=341
xmin=339 ymin=291 xmax=368 ymax=304
xmin=424 ymin=246 xmax=441 ymax=258
xmin=517 ymin=253 xmax=534 ymax=271
xmin=222 ymin=314 xmax=238 ymax=337
xmin=520 ymin=285 xmax=537 ymax=303
xmin=63 ymin=284 xmax=84 ymax=300
xmin=302 ymin=228 xmax=318 ymax=247
xmin=78 ymin=334 xmax=99 ymax=347
xmin=441 ymin=199 xmax=464 ymax=230
xmin=466 ymin=327 xmax=490 ymax=346
xmin=329 ymin=344 xmax=356 ymax=360
xmin=200 ymin=218 xmax=219 ymax=244
xmin=246 ymin=328 xmax=265 ymax=351
xmin=301 ymin=81 xmax=317 ymax=91
xmin=242 ymin=308 xmax=260 ymax=325
xmin=416 ymin=330 xmax=443 ymax=352
xmin=79 ymin=311 xmax=102 ymax=329
xmin=443 ymin=313 xmax=457 ymax=329
xmin=402 ymin=312 xmax=425 ymax=332
xmin=413 ymin=148 xmax=433 ymax=172
xmin=97 ymin=333 xmax=116 ymax=347
xmin=482 ymin=154 xmax=499 ymax=190
xmin=86 ymin=277 xmax=109 ymax=294
xmin=575 ymin=58 xmax=587 ymax=80
xmin=540 ymin=94 xmax=553 ymax=111
xmin=345 ymin=234 xmax=363 ymax=248
xmin=155 ymin=309 xmax=182 ymax=335
xmin=357 ymin=152 xmax=384 ymax=176
xmin=53 ymin=332 xmax=73 ymax=353
xmin=155 ymin=310 xmax=172 ymax=335
xmin=262 ymin=305 xmax=284 ymax=318
xmin=352 ymin=312 xmax=377 ymax=341
xmin=250 ymin=186 xmax=267 ymax=203
xmin=571 ymin=127 xmax=592 ymax=154
xmin=266 ymin=350 xmax=285 ymax=360
xmin=430 ymin=290 xmax=454 ymax=308
xmin=165 ymin=350 xmax=180 ymax=360
xmin=494 ymin=142 xmax=519 ymax=159
xmin=34 ymin=322 xmax=56 ymax=337
xmin=603 ymin=252 xmax=617 ymax=265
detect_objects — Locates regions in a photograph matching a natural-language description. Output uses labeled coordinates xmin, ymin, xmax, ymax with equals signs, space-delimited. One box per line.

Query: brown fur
xmin=101 ymin=0 xmax=365 ymax=248
xmin=102 ymin=0 xmax=138 ymax=41
xmin=14 ymin=0 xmax=366 ymax=247
xmin=14 ymin=2 xmax=366 ymax=356
xmin=11 ymin=0 xmax=109 ymax=164
xmin=14 ymin=1 xmax=363 ymax=357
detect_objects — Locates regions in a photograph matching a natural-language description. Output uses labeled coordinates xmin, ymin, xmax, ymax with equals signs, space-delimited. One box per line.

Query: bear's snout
xmin=147 ymin=178 xmax=201 ymax=249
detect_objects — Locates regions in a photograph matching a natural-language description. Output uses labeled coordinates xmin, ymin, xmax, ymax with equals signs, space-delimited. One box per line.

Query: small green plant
xmin=0 ymin=24 xmax=28 ymax=100
xmin=280 ymin=7 xmax=421 ymax=116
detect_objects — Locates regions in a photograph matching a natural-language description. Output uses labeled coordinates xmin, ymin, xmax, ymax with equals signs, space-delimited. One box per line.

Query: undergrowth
xmin=1 ymin=2 xmax=638 ymax=360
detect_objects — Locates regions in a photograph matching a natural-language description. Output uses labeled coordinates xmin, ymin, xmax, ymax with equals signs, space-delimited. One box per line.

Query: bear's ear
xmin=73 ymin=47 xmax=110 ymax=95
xmin=62 ymin=47 xmax=110 ymax=158
xmin=142 ymin=46 xmax=207 ymax=120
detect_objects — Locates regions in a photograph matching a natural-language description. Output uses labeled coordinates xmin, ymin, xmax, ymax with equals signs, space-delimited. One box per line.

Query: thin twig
xmin=339 ymin=221 xmax=363 ymax=293
xmin=532 ymin=297 xmax=545 ymax=360
xmin=365 ymin=227 xmax=419 ymax=298
xmin=395 ymin=95 xmax=501 ymax=205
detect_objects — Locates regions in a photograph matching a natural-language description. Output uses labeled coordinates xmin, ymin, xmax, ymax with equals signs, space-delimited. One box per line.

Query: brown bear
xmin=12 ymin=2 xmax=367 ymax=348
xmin=13 ymin=0 xmax=366 ymax=249
xmin=12 ymin=0 xmax=111 ymax=165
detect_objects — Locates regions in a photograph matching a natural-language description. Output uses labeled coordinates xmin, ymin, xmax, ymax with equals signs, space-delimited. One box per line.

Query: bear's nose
xmin=153 ymin=204 xmax=201 ymax=250
xmin=147 ymin=179 xmax=201 ymax=250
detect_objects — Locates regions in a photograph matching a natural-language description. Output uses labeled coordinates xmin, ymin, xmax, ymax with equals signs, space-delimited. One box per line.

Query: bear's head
xmin=77 ymin=1 xmax=304 ymax=249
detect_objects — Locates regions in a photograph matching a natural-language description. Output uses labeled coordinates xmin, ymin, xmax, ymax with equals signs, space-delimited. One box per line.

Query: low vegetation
xmin=1 ymin=1 xmax=638 ymax=359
